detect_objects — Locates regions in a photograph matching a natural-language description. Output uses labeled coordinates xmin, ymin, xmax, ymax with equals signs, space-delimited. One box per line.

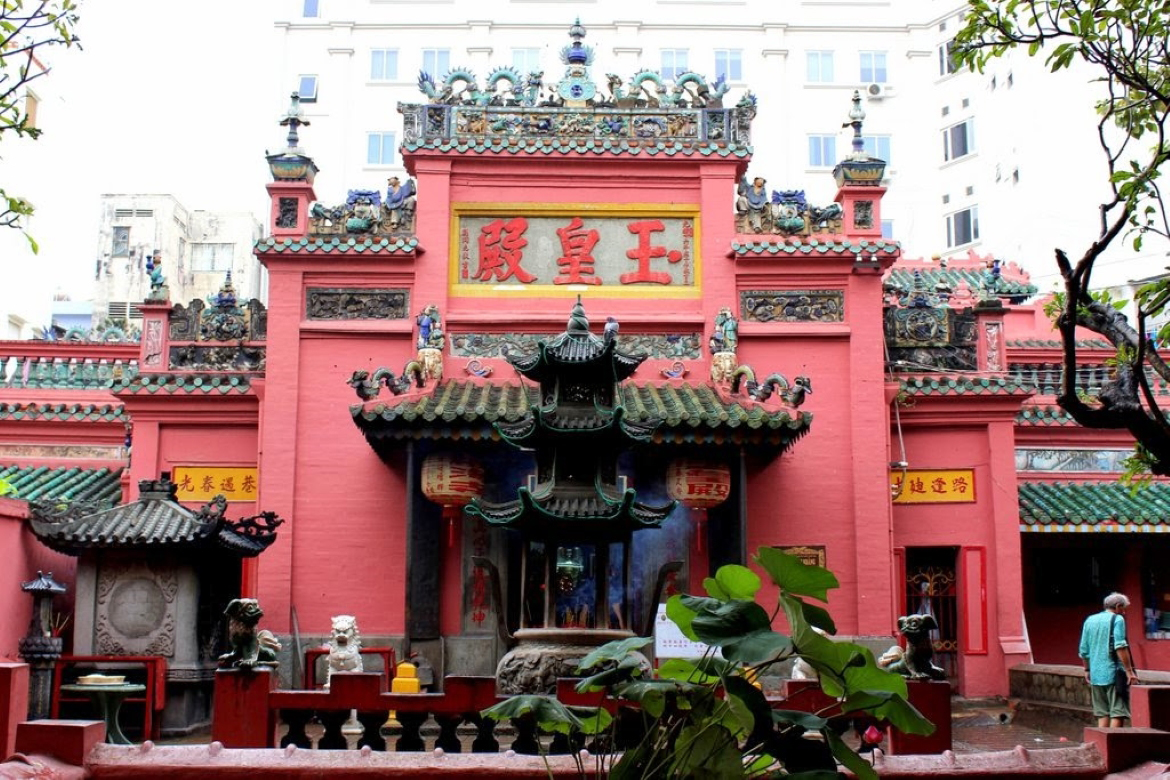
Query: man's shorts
xmin=1090 ymin=683 xmax=1130 ymax=719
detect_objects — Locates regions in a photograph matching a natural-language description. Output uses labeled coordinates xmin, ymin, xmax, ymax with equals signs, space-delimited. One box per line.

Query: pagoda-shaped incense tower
xmin=468 ymin=299 xmax=675 ymax=693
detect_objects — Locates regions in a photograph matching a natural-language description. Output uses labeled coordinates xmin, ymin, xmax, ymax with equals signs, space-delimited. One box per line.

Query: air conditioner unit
xmin=867 ymin=82 xmax=895 ymax=99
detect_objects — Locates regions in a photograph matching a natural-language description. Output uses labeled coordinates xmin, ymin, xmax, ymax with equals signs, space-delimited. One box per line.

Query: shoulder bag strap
xmin=1109 ymin=613 xmax=1118 ymax=660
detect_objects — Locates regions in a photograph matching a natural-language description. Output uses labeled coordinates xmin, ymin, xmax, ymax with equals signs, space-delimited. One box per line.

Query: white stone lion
xmin=325 ymin=614 xmax=363 ymax=687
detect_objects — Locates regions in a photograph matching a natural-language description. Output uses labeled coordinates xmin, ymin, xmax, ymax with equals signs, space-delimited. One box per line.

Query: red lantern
xmin=666 ymin=459 xmax=731 ymax=552
xmin=421 ymin=454 xmax=484 ymax=546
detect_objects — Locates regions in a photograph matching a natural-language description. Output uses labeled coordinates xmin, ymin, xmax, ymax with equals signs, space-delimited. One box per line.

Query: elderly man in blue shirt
xmin=1079 ymin=592 xmax=1140 ymax=728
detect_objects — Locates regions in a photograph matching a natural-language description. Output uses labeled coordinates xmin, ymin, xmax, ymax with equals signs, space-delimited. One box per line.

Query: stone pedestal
xmin=886 ymin=679 xmax=951 ymax=755
xmin=212 ymin=669 xmax=277 ymax=749
xmin=496 ymin=629 xmax=645 ymax=695
xmin=17 ymin=635 xmax=61 ymax=720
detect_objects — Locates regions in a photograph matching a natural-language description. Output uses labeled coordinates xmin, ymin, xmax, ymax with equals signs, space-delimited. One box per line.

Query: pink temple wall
xmin=0 ymin=501 xmax=75 ymax=659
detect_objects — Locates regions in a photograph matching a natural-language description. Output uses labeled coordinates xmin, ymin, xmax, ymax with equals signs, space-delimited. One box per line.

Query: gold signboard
xmin=776 ymin=545 xmax=827 ymax=569
xmin=891 ymin=469 xmax=975 ymax=504
xmin=450 ymin=203 xmax=700 ymax=298
xmin=171 ymin=466 xmax=258 ymax=502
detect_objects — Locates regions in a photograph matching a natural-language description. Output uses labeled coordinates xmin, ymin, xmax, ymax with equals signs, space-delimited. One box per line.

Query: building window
xmin=371 ymin=49 xmax=398 ymax=81
xmin=303 ymin=0 xmax=319 ymax=17
xmin=807 ymin=50 xmax=835 ymax=83
xmin=943 ymin=119 xmax=975 ymax=161
xmin=112 ymin=227 xmax=130 ymax=257
xmin=938 ymin=40 xmax=958 ymax=76
xmin=298 ymin=75 xmax=318 ymax=102
xmin=422 ymin=49 xmax=450 ymax=78
xmin=714 ymin=49 xmax=742 ymax=82
xmin=808 ymin=134 xmax=837 ymax=167
xmin=881 ymin=219 xmax=894 ymax=239
xmin=862 ymin=135 xmax=891 ymax=164
xmin=860 ymin=51 xmax=887 ymax=83
xmin=512 ymin=48 xmax=541 ymax=75
xmin=191 ymin=243 xmax=234 ymax=272
xmin=367 ymin=131 xmax=397 ymax=165
xmin=107 ymin=302 xmax=144 ymax=320
xmin=946 ymin=207 xmax=980 ymax=247
xmin=661 ymin=49 xmax=689 ymax=81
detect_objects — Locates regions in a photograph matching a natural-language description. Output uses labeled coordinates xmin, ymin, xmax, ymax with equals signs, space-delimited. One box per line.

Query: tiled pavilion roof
xmin=351 ymin=379 xmax=812 ymax=449
xmin=1018 ymin=481 xmax=1170 ymax=532
xmin=27 ymin=478 xmax=282 ymax=557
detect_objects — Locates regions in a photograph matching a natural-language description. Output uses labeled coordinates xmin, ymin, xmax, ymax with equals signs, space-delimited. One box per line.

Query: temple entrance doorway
xmin=903 ymin=546 xmax=959 ymax=683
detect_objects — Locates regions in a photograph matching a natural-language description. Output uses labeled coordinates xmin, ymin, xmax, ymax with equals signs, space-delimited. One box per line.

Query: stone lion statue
xmin=219 ymin=598 xmax=281 ymax=670
xmin=325 ymin=614 xmax=363 ymax=687
xmin=877 ymin=614 xmax=946 ymax=680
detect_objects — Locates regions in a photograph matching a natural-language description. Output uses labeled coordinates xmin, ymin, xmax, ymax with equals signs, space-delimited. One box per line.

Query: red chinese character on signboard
xmin=475 ymin=218 xmax=535 ymax=283
xmin=908 ymin=478 xmax=926 ymax=495
xmin=201 ymin=476 xmax=216 ymax=493
xmin=930 ymin=478 xmax=948 ymax=494
xmin=951 ymin=477 xmax=969 ymax=494
xmin=242 ymin=475 xmax=257 ymax=493
xmin=220 ymin=477 xmax=236 ymax=493
xmin=621 ymin=220 xmax=684 ymax=285
xmin=553 ymin=217 xmax=602 ymax=285
xmin=178 ymin=475 xmax=194 ymax=492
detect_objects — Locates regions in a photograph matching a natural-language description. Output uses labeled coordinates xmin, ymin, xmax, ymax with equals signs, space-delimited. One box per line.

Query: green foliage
xmin=482 ymin=548 xmax=933 ymax=779
xmin=0 ymin=0 xmax=81 ymax=250
xmin=1120 ymin=443 xmax=1159 ymax=490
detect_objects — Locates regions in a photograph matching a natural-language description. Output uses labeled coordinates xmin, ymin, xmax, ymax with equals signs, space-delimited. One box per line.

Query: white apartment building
xmin=271 ymin=0 xmax=1165 ymax=293
xmin=93 ymin=195 xmax=265 ymax=332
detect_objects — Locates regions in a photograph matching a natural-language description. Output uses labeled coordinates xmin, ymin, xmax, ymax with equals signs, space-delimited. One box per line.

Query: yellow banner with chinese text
xmin=891 ymin=469 xmax=975 ymax=504
xmin=172 ymin=466 xmax=259 ymax=502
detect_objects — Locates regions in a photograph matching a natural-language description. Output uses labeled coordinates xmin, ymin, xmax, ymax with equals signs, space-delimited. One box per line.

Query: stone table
xmin=60 ymin=683 xmax=146 ymax=745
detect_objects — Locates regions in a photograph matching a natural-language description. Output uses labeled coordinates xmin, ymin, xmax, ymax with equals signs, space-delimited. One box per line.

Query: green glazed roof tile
xmin=886 ymin=267 xmax=1037 ymax=297
xmin=901 ymin=376 xmax=1035 ymax=397
xmin=112 ymin=373 xmax=254 ymax=395
xmin=1019 ymin=480 xmax=1170 ymax=530
xmin=0 ymin=402 xmax=127 ymax=423
xmin=256 ymin=236 xmax=420 ymax=254
xmin=351 ymin=379 xmax=812 ymax=448
xmin=731 ymin=239 xmax=901 ymax=256
xmin=0 ymin=464 xmax=123 ymax=505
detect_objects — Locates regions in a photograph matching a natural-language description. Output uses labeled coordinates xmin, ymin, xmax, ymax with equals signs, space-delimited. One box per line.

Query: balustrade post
xmin=395 ymin=711 xmax=428 ymax=751
xmin=212 ymin=669 xmax=277 ymax=748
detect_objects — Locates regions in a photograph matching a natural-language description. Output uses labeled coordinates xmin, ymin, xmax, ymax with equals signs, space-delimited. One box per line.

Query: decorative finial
xmin=209 ymin=271 xmax=238 ymax=308
xmin=279 ymin=91 xmax=311 ymax=153
xmin=560 ymin=18 xmax=594 ymax=67
xmin=567 ymin=295 xmax=590 ymax=333
xmin=844 ymin=90 xmax=867 ymax=159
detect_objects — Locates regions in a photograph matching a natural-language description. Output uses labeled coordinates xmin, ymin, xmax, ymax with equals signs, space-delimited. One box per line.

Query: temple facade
xmin=3 ymin=26 xmax=1170 ymax=722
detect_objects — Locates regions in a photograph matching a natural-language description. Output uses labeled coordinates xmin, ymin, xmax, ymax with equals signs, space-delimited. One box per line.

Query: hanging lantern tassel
xmin=695 ymin=509 xmax=705 ymax=553
xmin=446 ymin=507 xmax=457 ymax=547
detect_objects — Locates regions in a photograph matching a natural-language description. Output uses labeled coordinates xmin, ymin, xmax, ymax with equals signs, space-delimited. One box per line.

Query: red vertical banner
xmin=960 ymin=546 xmax=988 ymax=654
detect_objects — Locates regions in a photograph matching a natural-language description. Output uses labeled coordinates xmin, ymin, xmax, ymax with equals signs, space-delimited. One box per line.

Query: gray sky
xmin=15 ymin=1 xmax=277 ymax=309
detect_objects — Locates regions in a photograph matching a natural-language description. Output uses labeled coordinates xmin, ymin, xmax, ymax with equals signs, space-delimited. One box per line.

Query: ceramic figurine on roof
xmin=709 ymin=307 xmax=739 ymax=382
xmin=736 ymin=176 xmax=769 ymax=233
xmin=144 ymin=251 xmax=167 ymax=302
xmin=310 ymin=187 xmax=413 ymax=237
xmin=398 ymin=21 xmax=755 ymax=150
xmin=383 ymin=177 xmax=417 ymax=231
xmin=416 ymin=304 xmax=444 ymax=382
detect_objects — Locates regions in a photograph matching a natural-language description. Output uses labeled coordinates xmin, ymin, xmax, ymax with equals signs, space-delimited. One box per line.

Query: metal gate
xmin=905 ymin=557 xmax=958 ymax=682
